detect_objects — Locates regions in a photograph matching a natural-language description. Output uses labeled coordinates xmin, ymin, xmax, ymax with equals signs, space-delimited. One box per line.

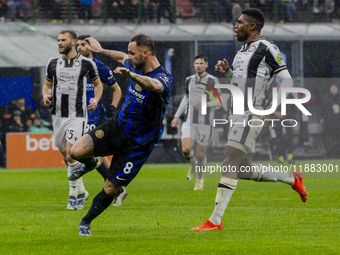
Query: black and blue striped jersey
xmin=117 ymin=59 xmax=173 ymax=145
xmin=86 ymin=58 xmax=117 ymax=126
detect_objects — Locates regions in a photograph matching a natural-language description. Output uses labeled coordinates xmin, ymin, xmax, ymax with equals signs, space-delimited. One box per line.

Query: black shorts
xmin=87 ymin=118 xmax=154 ymax=186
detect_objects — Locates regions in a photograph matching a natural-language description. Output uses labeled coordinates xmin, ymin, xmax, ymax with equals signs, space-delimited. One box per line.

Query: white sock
xmin=67 ymin=162 xmax=79 ymax=198
xmin=77 ymin=177 xmax=85 ymax=195
xmin=250 ymin=164 xmax=294 ymax=185
xmin=209 ymin=177 xmax=238 ymax=225
xmin=68 ymin=180 xmax=78 ymax=198
xmin=196 ymin=157 xmax=206 ymax=181
xmin=185 ymin=150 xmax=196 ymax=169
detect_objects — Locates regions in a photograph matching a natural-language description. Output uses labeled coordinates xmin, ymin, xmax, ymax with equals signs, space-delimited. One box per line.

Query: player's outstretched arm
xmin=114 ymin=67 xmax=164 ymax=93
xmin=85 ymin=37 xmax=128 ymax=65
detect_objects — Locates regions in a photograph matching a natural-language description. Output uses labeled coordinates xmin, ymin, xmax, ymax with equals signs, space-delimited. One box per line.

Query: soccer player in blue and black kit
xmin=77 ymin=35 xmax=122 ymax=132
xmin=77 ymin=35 xmax=127 ymax=207
xmin=69 ymin=34 xmax=173 ymax=236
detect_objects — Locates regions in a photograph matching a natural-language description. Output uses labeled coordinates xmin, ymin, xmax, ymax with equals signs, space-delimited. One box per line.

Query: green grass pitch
xmin=0 ymin=160 xmax=339 ymax=255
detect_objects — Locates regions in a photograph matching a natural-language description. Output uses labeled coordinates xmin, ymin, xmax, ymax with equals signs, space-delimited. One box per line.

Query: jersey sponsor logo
xmin=59 ymin=86 xmax=75 ymax=93
xmin=58 ymin=71 xmax=76 ymax=80
xmin=95 ymin=130 xmax=104 ymax=139
xmin=239 ymin=51 xmax=249 ymax=56
xmin=60 ymin=67 xmax=78 ymax=71
xmin=129 ymin=86 xmax=145 ymax=102
xmin=248 ymin=45 xmax=256 ymax=52
xmin=86 ymin=83 xmax=94 ymax=91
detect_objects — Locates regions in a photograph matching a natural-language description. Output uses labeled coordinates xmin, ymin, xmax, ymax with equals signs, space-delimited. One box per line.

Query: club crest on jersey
xmin=74 ymin=60 xmax=81 ymax=67
xmin=95 ymin=130 xmax=104 ymax=139
xmin=248 ymin=45 xmax=256 ymax=52
xmin=135 ymin=84 xmax=142 ymax=91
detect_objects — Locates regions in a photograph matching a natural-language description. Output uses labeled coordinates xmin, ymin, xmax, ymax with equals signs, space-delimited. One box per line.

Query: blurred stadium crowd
xmin=0 ymin=0 xmax=340 ymax=24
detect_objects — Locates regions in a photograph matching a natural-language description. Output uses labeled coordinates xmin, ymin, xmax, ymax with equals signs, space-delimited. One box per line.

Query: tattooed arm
xmin=100 ymin=49 xmax=128 ymax=66
xmin=85 ymin=37 xmax=128 ymax=65
xmin=114 ymin=67 xmax=164 ymax=93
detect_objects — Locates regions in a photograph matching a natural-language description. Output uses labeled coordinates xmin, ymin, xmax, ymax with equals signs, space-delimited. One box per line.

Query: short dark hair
xmin=130 ymin=34 xmax=155 ymax=55
xmin=78 ymin=34 xmax=91 ymax=41
xmin=194 ymin=55 xmax=208 ymax=63
xmin=59 ymin=30 xmax=77 ymax=40
xmin=242 ymin=8 xmax=264 ymax=30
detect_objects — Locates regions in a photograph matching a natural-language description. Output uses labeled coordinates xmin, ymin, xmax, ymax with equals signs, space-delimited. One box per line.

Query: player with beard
xmin=191 ymin=8 xmax=308 ymax=231
xmin=42 ymin=30 xmax=103 ymax=211
xmin=68 ymin=34 xmax=173 ymax=236
xmin=76 ymin=35 xmax=127 ymax=207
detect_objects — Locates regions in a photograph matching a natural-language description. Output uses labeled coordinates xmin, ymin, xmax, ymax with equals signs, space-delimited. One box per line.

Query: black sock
xmin=81 ymin=189 xmax=114 ymax=225
xmin=96 ymin=163 xmax=108 ymax=180
xmin=77 ymin=157 xmax=97 ymax=170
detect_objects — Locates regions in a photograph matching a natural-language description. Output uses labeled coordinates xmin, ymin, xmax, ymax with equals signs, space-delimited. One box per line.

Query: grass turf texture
xmin=0 ymin=160 xmax=339 ymax=255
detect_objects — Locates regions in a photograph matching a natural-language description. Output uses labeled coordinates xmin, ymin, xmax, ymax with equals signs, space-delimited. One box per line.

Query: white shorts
xmin=181 ymin=121 xmax=212 ymax=147
xmin=52 ymin=116 xmax=87 ymax=153
xmin=226 ymin=113 xmax=263 ymax=154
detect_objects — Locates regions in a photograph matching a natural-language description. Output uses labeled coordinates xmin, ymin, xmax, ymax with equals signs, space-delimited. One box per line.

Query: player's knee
xmin=69 ymin=145 xmax=81 ymax=160
xmin=104 ymin=180 xmax=120 ymax=197
xmin=196 ymin=154 xmax=205 ymax=162
xmin=223 ymin=148 xmax=240 ymax=167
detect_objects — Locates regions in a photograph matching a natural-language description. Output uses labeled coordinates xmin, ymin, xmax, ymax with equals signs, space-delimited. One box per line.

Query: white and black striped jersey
xmin=45 ymin=53 xmax=98 ymax=118
xmin=184 ymin=73 xmax=220 ymax=125
xmin=230 ymin=37 xmax=287 ymax=111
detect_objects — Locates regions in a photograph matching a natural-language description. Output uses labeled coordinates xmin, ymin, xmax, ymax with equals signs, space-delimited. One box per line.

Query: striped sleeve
xmin=185 ymin=77 xmax=190 ymax=96
xmin=265 ymin=44 xmax=287 ymax=74
xmin=45 ymin=58 xmax=55 ymax=82
xmin=86 ymin=59 xmax=99 ymax=81
xmin=99 ymin=63 xmax=116 ymax=86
